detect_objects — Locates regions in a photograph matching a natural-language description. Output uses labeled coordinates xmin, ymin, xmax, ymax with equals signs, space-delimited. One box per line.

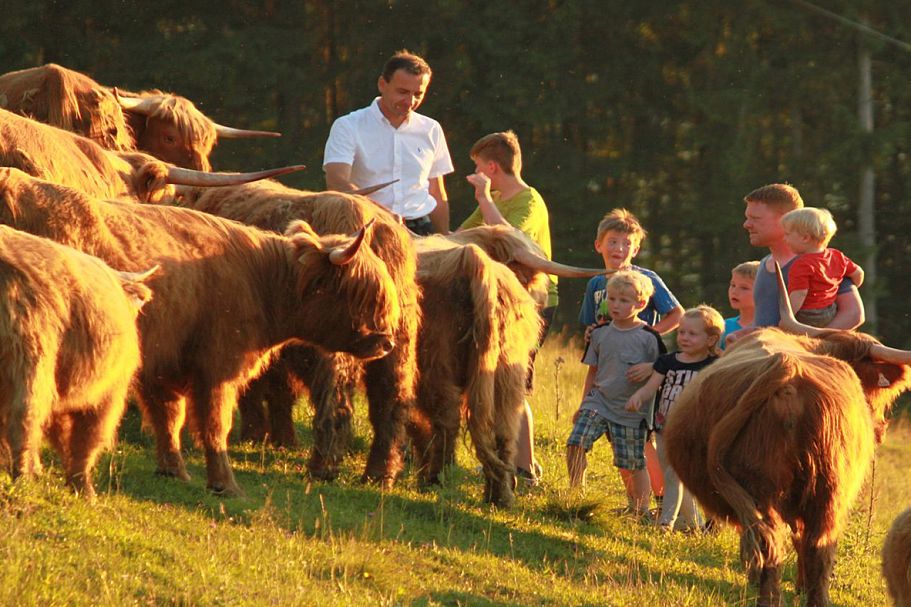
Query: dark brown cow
xmin=0 ymin=225 xmax=153 ymax=497
xmin=0 ymin=107 xmax=302 ymax=203
xmin=0 ymin=64 xmax=278 ymax=170
xmin=664 ymin=270 xmax=911 ymax=606
xmin=0 ymin=168 xmax=400 ymax=497
xmin=177 ymin=180 xmax=419 ymax=486
xmin=883 ymin=506 xmax=911 ymax=607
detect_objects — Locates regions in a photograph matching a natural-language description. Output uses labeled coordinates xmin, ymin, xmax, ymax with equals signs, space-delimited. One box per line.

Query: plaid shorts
xmin=567 ymin=409 xmax=611 ymax=451
xmin=606 ymin=420 xmax=647 ymax=470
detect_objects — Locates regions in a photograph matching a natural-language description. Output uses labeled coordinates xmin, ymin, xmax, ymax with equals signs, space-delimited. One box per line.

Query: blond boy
xmin=721 ymin=261 xmax=759 ymax=349
xmin=781 ymin=207 xmax=864 ymax=327
xmin=567 ymin=271 xmax=666 ymax=515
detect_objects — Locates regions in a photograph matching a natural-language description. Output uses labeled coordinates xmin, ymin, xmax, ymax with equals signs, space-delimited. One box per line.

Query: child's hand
xmin=625 ymin=395 xmax=641 ymax=413
xmin=465 ymin=172 xmax=492 ymax=202
xmin=626 ymin=362 xmax=653 ymax=383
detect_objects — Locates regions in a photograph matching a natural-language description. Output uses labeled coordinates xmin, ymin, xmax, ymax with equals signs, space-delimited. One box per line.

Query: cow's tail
xmin=707 ymin=351 xmax=797 ymax=574
xmin=460 ymin=245 xmax=509 ymax=481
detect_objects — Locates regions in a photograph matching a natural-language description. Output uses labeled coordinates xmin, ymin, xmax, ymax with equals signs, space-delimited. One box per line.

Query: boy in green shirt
xmin=461 ymin=130 xmax=555 ymax=484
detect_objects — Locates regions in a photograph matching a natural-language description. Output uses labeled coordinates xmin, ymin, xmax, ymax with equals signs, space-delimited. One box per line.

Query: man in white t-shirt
xmin=323 ymin=51 xmax=454 ymax=235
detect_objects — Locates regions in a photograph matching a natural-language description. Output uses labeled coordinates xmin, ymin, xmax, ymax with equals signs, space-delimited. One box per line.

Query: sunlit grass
xmin=1 ymin=335 xmax=908 ymax=605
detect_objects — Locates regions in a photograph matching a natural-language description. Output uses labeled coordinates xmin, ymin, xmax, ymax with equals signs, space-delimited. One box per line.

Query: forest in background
xmin=4 ymin=0 xmax=911 ymax=343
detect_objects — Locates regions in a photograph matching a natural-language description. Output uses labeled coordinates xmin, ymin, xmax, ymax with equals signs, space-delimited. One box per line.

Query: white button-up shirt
xmin=323 ymin=98 xmax=454 ymax=219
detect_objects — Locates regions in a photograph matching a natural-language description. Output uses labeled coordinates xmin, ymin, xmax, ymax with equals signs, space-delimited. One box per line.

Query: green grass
xmin=2 ymin=335 xmax=909 ymax=606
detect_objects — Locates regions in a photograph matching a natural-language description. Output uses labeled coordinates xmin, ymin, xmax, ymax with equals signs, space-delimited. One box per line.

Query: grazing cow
xmin=0 ymin=63 xmax=279 ymax=170
xmin=663 ymin=266 xmax=911 ymax=607
xmin=883 ymin=506 xmax=911 ymax=607
xmin=0 ymin=225 xmax=153 ymax=497
xmin=0 ymin=107 xmax=301 ymax=203
xmin=0 ymin=168 xmax=400 ymax=497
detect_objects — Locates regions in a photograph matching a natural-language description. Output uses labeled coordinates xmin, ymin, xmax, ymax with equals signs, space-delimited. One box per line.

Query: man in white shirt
xmin=323 ymin=51 xmax=454 ymax=235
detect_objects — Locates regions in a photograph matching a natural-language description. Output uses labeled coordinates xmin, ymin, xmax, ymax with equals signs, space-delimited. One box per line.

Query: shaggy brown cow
xmin=0 ymin=168 xmax=400 ymax=497
xmin=883 ymin=506 xmax=911 ymax=607
xmin=176 ymin=180 xmax=419 ymax=486
xmin=664 ymin=267 xmax=911 ymax=606
xmin=408 ymin=238 xmax=545 ymax=506
xmin=0 ymin=107 xmax=301 ymax=203
xmin=0 ymin=225 xmax=153 ymax=497
xmin=0 ymin=64 xmax=279 ymax=170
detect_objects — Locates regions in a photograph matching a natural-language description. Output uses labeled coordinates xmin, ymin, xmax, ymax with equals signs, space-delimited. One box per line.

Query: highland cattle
xmin=0 ymin=168 xmax=400 ymax=497
xmin=0 ymin=225 xmax=154 ymax=497
xmin=883 ymin=506 xmax=911 ymax=607
xmin=0 ymin=63 xmax=279 ymax=170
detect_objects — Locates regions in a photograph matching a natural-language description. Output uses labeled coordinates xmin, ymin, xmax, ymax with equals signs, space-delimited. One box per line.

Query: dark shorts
xmin=404 ymin=215 xmax=434 ymax=236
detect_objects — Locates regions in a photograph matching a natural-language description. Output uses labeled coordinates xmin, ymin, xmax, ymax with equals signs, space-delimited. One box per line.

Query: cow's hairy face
xmin=290 ymin=225 xmax=401 ymax=360
xmin=816 ymin=330 xmax=911 ymax=443
xmin=140 ymin=119 xmax=212 ymax=171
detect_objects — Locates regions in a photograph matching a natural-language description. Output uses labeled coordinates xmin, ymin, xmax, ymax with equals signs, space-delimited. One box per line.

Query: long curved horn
xmin=118 ymin=265 xmax=160 ymax=283
xmin=213 ymin=122 xmax=281 ymax=139
xmin=512 ymin=247 xmax=611 ymax=278
xmin=353 ymin=180 xmax=398 ymax=196
xmin=869 ymin=344 xmax=911 ymax=364
xmin=775 ymin=261 xmax=826 ymax=337
xmin=329 ymin=218 xmax=376 ymax=266
xmin=166 ymin=164 xmax=306 ymax=186
xmin=113 ymin=88 xmax=161 ymax=115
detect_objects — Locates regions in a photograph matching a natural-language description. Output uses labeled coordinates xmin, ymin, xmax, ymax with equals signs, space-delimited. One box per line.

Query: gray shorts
xmin=796 ymin=303 xmax=836 ymax=328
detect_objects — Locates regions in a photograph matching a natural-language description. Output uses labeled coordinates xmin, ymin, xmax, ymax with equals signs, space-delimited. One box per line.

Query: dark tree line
xmin=4 ymin=1 xmax=911 ymax=342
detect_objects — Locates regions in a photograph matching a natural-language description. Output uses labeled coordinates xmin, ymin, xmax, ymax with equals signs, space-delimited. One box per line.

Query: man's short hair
xmin=743 ymin=183 xmax=804 ymax=214
xmin=731 ymin=260 xmax=760 ymax=281
xmin=382 ymin=50 xmax=432 ymax=82
xmin=781 ymin=207 xmax=838 ymax=247
xmin=470 ymin=131 xmax=522 ymax=176
xmin=596 ymin=208 xmax=647 ymax=244
xmin=606 ymin=270 xmax=655 ymax=302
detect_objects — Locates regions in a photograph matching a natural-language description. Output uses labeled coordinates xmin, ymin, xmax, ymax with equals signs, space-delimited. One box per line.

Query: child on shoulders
xmin=781 ymin=207 xmax=864 ymax=328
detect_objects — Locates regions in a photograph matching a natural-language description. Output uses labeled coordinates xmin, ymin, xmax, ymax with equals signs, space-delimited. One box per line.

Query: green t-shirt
xmin=459 ymin=187 xmax=558 ymax=307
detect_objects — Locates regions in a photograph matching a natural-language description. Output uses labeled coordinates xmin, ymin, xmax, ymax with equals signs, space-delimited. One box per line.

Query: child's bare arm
xmin=580 ymin=365 xmax=597 ymax=400
xmin=652 ymin=304 xmax=684 ymax=335
xmin=849 ymin=266 xmax=864 ymax=288
xmin=789 ymin=288 xmax=808 ymax=312
xmin=625 ymin=371 xmax=664 ymax=412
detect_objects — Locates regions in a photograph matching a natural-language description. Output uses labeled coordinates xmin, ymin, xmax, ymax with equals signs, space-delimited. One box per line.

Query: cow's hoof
xmin=361 ymin=473 xmax=395 ymax=490
xmin=156 ymin=468 xmax=191 ymax=482
xmin=208 ymin=483 xmax=245 ymax=498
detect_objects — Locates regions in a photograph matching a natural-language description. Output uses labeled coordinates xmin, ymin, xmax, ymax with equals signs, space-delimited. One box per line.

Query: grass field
xmin=2 ymin=334 xmax=909 ymax=606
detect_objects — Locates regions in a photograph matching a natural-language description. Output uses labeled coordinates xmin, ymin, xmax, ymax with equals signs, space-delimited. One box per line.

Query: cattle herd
xmin=0 ymin=63 xmax=910 ymax=606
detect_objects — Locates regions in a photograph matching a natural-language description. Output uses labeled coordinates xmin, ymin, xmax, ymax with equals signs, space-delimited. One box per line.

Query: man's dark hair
xmin=381 ymin=50 xmax=432 ymax=82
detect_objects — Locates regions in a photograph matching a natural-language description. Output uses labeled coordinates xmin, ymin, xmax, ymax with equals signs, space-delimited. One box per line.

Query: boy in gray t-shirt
xmin=567 ymin=271 xmax=665 ymax=515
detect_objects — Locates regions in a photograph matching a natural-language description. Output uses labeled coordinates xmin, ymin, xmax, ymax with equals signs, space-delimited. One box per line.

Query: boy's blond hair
xmin=596 ymin=208 xmax=647 ymax=244
xmin=470 ymin=130 xmax=522 ymax=176
xmin=683 ymin=305 xmax=725 ymax=356
xmin=732 ymin=260 xmax=760 ymax=281
xmin=606 ymin=270 xmax=654 ymax=303
xmin=781 ymin=207 xmax=838 ymax=247
xmin=743 ymin=183 xmax=804 ymax=215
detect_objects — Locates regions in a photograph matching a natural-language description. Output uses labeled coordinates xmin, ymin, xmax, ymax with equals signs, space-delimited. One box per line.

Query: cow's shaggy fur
xmin=664 ymin=328 xmax=911 ymax=606
xmin=178 ymin=180 xmax=420 ymax=486
xmin=0 ymin=225 xmax=150 ymax=496
xmin=408 ymin=239 xmax=543 ymax=507
xmin=0 ymin=168 xmax=400 ymax=497
xmin=883 ymin=506 xmax=911 ymax=607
